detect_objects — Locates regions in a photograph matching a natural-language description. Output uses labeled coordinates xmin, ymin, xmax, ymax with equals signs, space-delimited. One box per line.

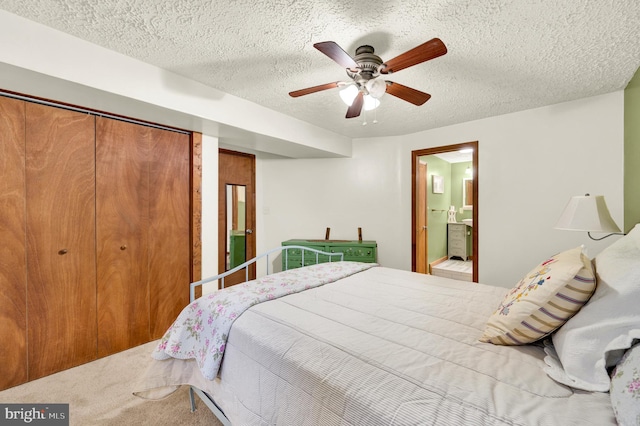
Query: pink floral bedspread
xmin=152 ymin=261 xmax=377 ymax=380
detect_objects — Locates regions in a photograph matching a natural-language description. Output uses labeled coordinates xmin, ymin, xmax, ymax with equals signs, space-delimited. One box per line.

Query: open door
xmin=416 ymin=160 xmax=428 ymax=273
xmin=218 ymin=149 xmax=256 ymax=288
xmin=412 ymin=142 xmax=478 ymax=282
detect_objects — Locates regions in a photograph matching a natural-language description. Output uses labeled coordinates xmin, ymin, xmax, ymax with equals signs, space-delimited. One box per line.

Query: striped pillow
xmin=480 ymin=246 xmax=596 ymax=345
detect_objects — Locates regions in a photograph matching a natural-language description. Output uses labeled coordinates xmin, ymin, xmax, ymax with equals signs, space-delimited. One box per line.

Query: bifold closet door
xmin=148 ymin=129 xmax=190 ymax=339
xmin=96 ymin=117 xmax=151 ymax=357
xmin=25 ymin=103 xmax=97 ymax=380
xmin=0 ymin=96 xmax=28 ymax=390
xmin=95 ymin=118 xmax=190 ymax=355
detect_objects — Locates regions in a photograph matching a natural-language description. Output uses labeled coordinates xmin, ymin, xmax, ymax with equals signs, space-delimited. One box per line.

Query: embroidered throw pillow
xmin=480 ymin=246 xmax=595 ymax=345
xmin=610 ymin=343 xmax=640 ymax=426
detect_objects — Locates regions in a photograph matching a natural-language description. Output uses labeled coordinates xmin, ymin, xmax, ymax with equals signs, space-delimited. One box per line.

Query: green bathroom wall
xmin=421 ymin=155 xmax=451 ymax=265
xmin=625 ymin=67 xmax=640 ymax=232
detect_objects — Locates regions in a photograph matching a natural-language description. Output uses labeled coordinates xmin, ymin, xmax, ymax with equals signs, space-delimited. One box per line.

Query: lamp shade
xmin=554 ymin=195 xmax=621 ymax=233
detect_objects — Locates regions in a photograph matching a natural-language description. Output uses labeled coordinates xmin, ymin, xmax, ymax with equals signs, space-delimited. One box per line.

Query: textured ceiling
xmin=2 ymin=0 xmax=640 ymax=139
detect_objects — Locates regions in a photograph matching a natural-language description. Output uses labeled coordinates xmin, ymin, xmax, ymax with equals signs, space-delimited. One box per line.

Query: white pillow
xmin=544 ymin=224 xmax=640 ymax=392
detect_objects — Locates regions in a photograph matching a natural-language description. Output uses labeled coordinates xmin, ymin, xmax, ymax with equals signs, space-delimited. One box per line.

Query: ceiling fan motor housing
xmin=347 ymin=45 xmax=383 ymax=83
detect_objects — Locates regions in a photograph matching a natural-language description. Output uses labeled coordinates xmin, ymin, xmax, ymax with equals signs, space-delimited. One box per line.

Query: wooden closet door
xmin=96 ymin=117 xmax=151 ymax=357
xmin=148 ymin=129 xmax=191 ymax=339
xmin=25 ymin=103 xmax=97 ymax=380
xmin=0 ymin=97 xmax=28 ymax=390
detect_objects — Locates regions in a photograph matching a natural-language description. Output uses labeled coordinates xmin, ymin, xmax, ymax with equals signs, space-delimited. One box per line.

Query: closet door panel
xmin=96 ymin=117 xmax=150 ymax=357
xmin=0 ymin=97 xmax=27 ymax=390
xmin=148 ymin=130 xmax=191 ymax=339
xmin=25 ymin=103 xmax=97 ymax=380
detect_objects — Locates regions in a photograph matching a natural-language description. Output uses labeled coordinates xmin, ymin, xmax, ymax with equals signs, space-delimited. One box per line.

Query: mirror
xmin=226 ymin=184 xmax=246 ymax=270
xmin=462 ymin=178 xmax=473 ymax=210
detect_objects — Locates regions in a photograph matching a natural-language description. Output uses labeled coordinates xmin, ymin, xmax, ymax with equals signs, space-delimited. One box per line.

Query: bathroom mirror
xmin=462 ymin=178 xmax=473 ymax=210
xmin=226 ymin=184 xmax=246 ymax=270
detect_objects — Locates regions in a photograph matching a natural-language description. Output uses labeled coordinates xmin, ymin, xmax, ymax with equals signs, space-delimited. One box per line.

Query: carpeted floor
xmin=0 ymin=341 xmax=223 ymax=425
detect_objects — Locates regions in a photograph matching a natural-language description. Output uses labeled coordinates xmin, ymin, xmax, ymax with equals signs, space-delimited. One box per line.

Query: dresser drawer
xmin=448 ymin=224 xmax=466 ymax=239
xmin=282 ymin=258 xmax=324 ymax=269
xmin=283 ymin=251 xmax=331 ymax=264
xmin=448 ymin=240 xmax=465 ymax=251
xmin=328 ymin=246 xmax=376 ymax=263
xmin=283 ymin=247 xmax=329 ymax=259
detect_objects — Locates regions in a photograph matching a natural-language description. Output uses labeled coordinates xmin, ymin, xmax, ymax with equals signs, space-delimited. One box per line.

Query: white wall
xmin=201 ymin=134 xmax=219 ymax=293
xmin=260 ymin=92 xmax=624 ymax=288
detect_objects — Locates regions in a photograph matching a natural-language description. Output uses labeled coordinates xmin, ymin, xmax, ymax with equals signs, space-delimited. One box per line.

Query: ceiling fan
xmin=289 ymin=38 xmax=447 ymax=119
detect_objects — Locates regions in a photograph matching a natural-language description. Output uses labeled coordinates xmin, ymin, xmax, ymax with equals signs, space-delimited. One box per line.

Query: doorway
xmin=218 ymin=149 xmax=256 ymax=288
xmin=411 ymin=142 xmax=478 ymax=282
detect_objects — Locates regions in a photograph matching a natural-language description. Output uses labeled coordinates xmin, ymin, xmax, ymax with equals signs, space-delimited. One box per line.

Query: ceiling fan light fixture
xmin=365 ymin=79 xmax=387 ymax=99
xmin=363 ymin=95 xmax=380 ymax=111
xmin=340 ymin=85 xmax=380 ymax=111
xmin=339 ymin=84 xmax=359 ymax=106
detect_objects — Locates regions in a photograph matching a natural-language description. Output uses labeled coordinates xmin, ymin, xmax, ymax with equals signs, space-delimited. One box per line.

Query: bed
xmin=135 ymin=226 xmax=640 ymax=426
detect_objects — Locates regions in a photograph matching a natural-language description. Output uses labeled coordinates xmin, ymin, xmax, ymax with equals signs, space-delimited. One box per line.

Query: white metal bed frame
xmin=186 ymin=245 xmax=344 ymax=425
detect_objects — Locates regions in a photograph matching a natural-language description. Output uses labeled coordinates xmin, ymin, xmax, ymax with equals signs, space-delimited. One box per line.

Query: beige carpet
xmin=0 ymin=341 xmax=223 ymax=425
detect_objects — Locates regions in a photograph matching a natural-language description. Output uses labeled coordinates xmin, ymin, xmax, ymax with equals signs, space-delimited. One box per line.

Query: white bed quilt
xmin=136 ymin=266 xmax=615 ymax=425
xmin=152 ymin=261 xmax=376 ymax=380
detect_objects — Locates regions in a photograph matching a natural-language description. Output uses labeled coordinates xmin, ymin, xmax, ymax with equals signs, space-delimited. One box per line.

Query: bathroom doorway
xmin=411 ymin=142 xmax=478 ymax=282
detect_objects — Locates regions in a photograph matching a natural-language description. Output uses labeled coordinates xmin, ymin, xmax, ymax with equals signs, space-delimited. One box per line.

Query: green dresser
xmin=281 ymin=239 xmax=377 ymax=270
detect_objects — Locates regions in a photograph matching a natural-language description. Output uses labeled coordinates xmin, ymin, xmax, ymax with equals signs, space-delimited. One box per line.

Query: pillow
xmin=545 ymin=224 xmax=640 ymax=392
xmin=610 ymin=343 xmax=640 ymax=426
xmin=480 ymin=246 xmax=595 ymax=345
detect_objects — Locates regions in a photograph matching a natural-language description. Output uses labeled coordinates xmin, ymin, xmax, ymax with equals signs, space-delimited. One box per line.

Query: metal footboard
xmin=189 ymin=245 xmax=344 ymax=302
xmin=187 ymin=245 xmax=343 ymax=424
xmin=189 ymin=386 xmax=232 ymax=425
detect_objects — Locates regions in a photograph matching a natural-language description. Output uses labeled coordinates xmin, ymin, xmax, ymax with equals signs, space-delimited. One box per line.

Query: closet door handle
xmin=120 ymin=245 xmax=127 ymax=250
xmin=58 ymin=249 xmax=68 ymax=255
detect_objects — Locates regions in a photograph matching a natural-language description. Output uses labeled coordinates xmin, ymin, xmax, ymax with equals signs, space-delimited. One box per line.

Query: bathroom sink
xmin=462 ymin=219 xmax=473 ymax=227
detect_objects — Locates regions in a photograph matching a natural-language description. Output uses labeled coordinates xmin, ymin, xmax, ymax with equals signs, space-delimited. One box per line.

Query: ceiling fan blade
xmin=314 ymin=41 xmax=359 ymax=70
xmin=385 ymin=81 xmax=431 ymax=105
xmin=346 ymin=91 xmax=364 ymax=118
xmin=379 ymin=38 xmax=447 ymax=74
xmin=289 ymin=82 xmax=340 ymax=97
